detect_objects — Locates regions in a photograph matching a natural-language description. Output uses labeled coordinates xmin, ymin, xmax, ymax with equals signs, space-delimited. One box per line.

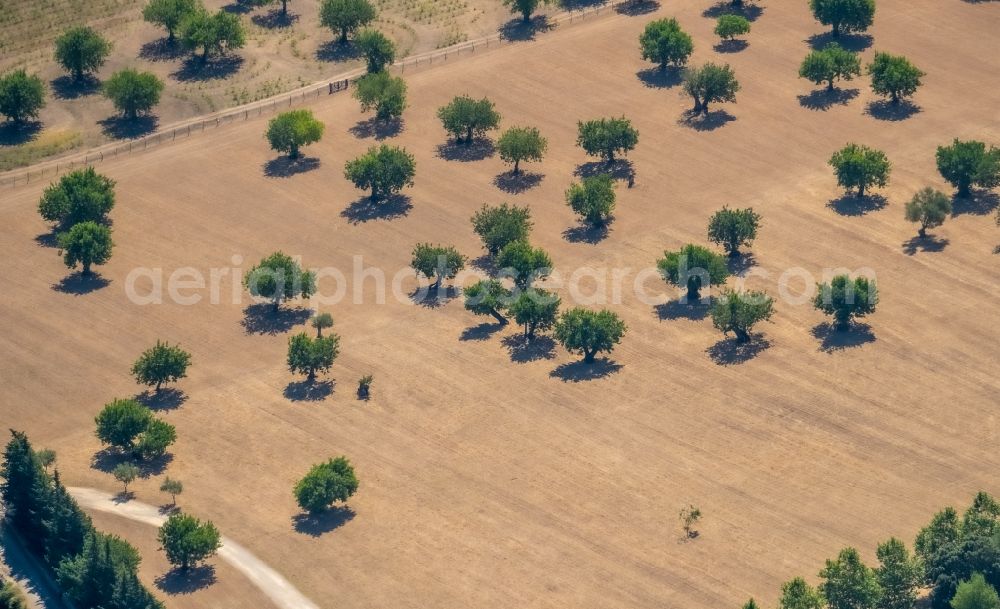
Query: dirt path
xmin=68 ymin=488 xmax=319 ymax=609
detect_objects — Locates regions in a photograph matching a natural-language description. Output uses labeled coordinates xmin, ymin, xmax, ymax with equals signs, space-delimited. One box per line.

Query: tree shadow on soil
xmin=284 ymin=379 xmax=334 ymax=402
xmin=678 ymin=109 xmax=736 ymax=131
xmin=494 ymin=170 xmax=543 ymax=193
xmin=460 ymin=322 xmax=505 ymax=341
xmin=136 ymin=388 xmax=188 ymax=411
xmin=714 ymin=39 xmax=748 ymax=53
xmin=655 ymin=299 xmax=711 ymax=321
xmin=952 ymin=190 xmax=999 ymax=216
xmin=241 ymin=303 xmax=311 ymax=335
xmin=349 ymin=117 xmax=403 ymax=140
xmin=35 ymin=232 xmax=59 ymax=248
xmin=798 ymin=87 xmax=859 ymax=111
xmin=806 ymin=32 xmax=873 ymax=51
xmin=52 ymin=273 xmax=111 ymax=295
xmin=91 ymin=449 xmax=172 ymax=477
xmin=435 ymin=139 xmax=495 ymax=161
xmin=902 ymin=235 xmax=949 ymax=255
xmin=502 ymin=335 xmax=556 ymax=363
xmin=410 ymin=285 xmax=456 ymax=309
xmin=171 ymin=55 xmax=244 ymax=82
xmin=222 ymin=0 xmax=262 ymax=14
xmin=563 ymin=223 xmax=610 ymax=244
xmin=550 ymin=359 xmax=622 ymax=382
xmin=865 ymin=100 xmax=921 ymax=122
xmin=99 ymin=115 xmax=158 ymax=140
xmin=574 ymin=159 xmax=634 ymax=181
xmin=706 ymin=336 xmax=771 ymax=365
xmin=727 ymin=252 xmax=756 ymax=276
xmin=292 ymin=507 xmax=355 ymax=537
xmin=252 ymin=9 xmax=298 ymax=28
xmin=340 ymin=195 xmax=413 ymax=224
xmin=827 ymin=193 xmax=887 ymax=216
xmin=811 ymin=322 xmax=876 ymax=352
xmin=315 ymin=40 xmax=361 ymax=62
xmin=139 ymin=38 xmax=187 ymax=62
xmin=616 ymin=0 xmax=660 ymax=15
xmin=470 ymin=254 xmax=497 ymax=274
xmin=635 ymin=67 xmax=683 ymax=89
xmin=499 ymin=15 xmax=553 ymax=42
xmin=0 ymin=121 xmax=42 ymax=146
xmin=703 ymin=2 xmax=764 ymax=20
xmin=263 ymin=156 xmax=320 ymax=178
xmin=155 ymin=565 xmax=217 ymax=595
xmin=51 ymin=75 xmax=101 ymax=100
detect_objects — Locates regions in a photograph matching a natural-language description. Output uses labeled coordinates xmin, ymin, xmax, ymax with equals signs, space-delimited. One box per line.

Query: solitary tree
xmin=311 ymin=312 xmax=334 ymax=337
xmin=320 ymin=0 xmax=377 ymax=44
xmin=355 ymin=29 xmax=396 ymax=73
xmin=410 ymin=243 xmax=466 ymax=289
xmin=471 ymin=203 xmax=532 ymax=256
xmin=936 ymin=139 xmax=1000 ymax=198
xmin=437 ymin=95 xmax=501 ymax=145
xmin=814 ymin=274 xmax=878 ymax=331
xmin=266 ymin=109 xmax=324 ymax=159
xmin=179 ymin=8 xmax=246 ymax=63
xmin=112 ymin=463 xmax=139 ymax=494
xmin=876 ymin=538 xmax=921 ymax=609
xmin=96 ymin=399 xmax=153 ymax=454
xmin=0 ymin=70 xmax=46 ymax=124
xmin=497 ymin=126 xmax=546 ymax=174
xmin=294 ymin=457 xmax=359 ymax=514
xmin=951 ymin=574 xmax=1000 ymax=609
xmin=715 ymin=15 xmax=751 ymax=42
xmin=799 ymin=43 xmax=861 ymax=91
xmin=779 ymin=578 xmax=825 ymax=609
xmin=657 ymin=244 xmax=730 ymax=302
xmin=497 ymin=240 xmax=552 ymax=288
xmin=57 ymin=221 xmax=113 ymax=276
xmin=463 ymin=279 xmax=511 ymax=324
xmin=904 ymin=188 xmax=951 ymax=238
xmin=503 ymin=0 xmax=551 ymax=23
xmin=103 ymin=69 xmax=164 ymax=119
xmin=576 ymin=117 xmax=639 ymax=164
xmin=243 ymin=251 xmax=317 ymax=311
xmin=553 ymin=308 xmax=627 ymax=363
xmin=829 ymin=143 xmax=891 ymax=198
xmin=353 ymin=71 xmax=407 ymax=121
xmin=707 ymin=206 xmax=761 ymax=256
xmin=509 ymin=289 xmax=560 ymax=340
xmin=710 ymin=289 xmax=774 ymax=343
xmin=344 ymin=145 xmax=416 ymax=201
xmin=683 ymin=62 xmax=740 ymax=115
xmin=160 ymin=477 xmax=183 ymax=506
xmin=679 ymin=505 xmax=702 ymax=538
xmin=639 ymin=18 xmax=694 ymax=71
xmin=142 ymin=0 xmax=199 ymax=43
xmin=157 ymin=513 xmax=221 ymax=571
xmin=566 ymin=174 xmax=616 ymax=227
xmin=38 ymin=167 xmax=116 ymax=229
xmin=819 ymin=547 xmax=881 ymax=609
xmin=54 ymin=26 xmax=111 ymax=82
xmin=867 ymin=52 xmax=924 ymax=106
xmin=287 ymin=332 xmax=339 ymax=382
xmin=131 ymin=341 xmax=191 ymax=393
xmin=809 ymin=0 xmax=876 ymax=37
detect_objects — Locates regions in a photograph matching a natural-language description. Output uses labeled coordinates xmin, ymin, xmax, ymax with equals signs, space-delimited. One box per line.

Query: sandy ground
xmin=2 ymin=1 xmax=1000 ymax=609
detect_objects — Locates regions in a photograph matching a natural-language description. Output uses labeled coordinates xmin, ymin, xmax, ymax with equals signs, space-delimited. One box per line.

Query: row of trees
xmin=800 ymin=45 xmax=925 ymax=106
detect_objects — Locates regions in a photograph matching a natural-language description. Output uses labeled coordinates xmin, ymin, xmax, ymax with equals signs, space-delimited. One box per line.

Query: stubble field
xmin=1 ymin=1 xmax=999 ymax=608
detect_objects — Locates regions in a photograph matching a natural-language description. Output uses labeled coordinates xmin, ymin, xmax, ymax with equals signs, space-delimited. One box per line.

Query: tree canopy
xmin=951 ymin=573 xmax=1000 ymax=609
xmin=819 ymin=547 xmax=881 ymax=609
xmin=710 ymin=289 xmax=774 ymax=343
xmin=353 ymin=71 xmax=407 ymax=121
xmin=904 ymin=188 xmax=951 ymax=238
xmin=813 ymin=274 xmax=878 ymax=331
xmin=266 ymin=109 xmax=324 ymax=159
xmin=799 ymin=43 xmax=861 ymax=91
xmin=320 ymin=0 xmax=377 ymax=43
xmin=294 ymin=457 xmax=359 ymax=514
xmin=142 ymin=0 xmax=199 ymax=42
xmin=496 ymin=240 xmax=552 ymax=288
xmin=410 ymin=243 xmax=466 ymax=289
xmin=809 ymin=0 xmax=876 ymax=37
xmin=243 ymin=251 xmax=317 ymax=310
xmin=502 ymin=0 xmax=551 ymax=23
xmin=639 ymin=18 xmax=694 ymax=71
xmin=103 ymin=69 xmax=164 ymax=119
xmin=876 ymin=538 xmax=922 ymax=609
xmin=779 ymin=577 xmax=824 ymax=609
xmin=131 ymin=341 xmax=191 ymax=392
xmin=54 ymin=26 xmax=112 ymax=82
xmin=471 ymin=203 xmax=532 ymax=256
xmin=553 ymin=308 xmax=627 ymax=363
xmin=566 ymin=174 xmax=616 ymax=227
xmin=707 ymin=206 xmax=761 ymax=256
xmin=287 ymin=332 xmax=339 ymax=381
xmin=683 ymin=62 xmax=740 ymax=115
xmin=355 ymin=29 xmax=396 ymax=73
xmin=715 ymin=15 xmax=751 ymax=41
xmin=829 ymin=143 xmax=891 ymax=198
xmin=0 ymin=70 xmax=46 ymax=124
xmin=344 ymin=144 xmax=416 ymax=200
xmin=936 ymin=139 xmax=1000 ymax=198
xmin=497 ymin=126 xmax=546 ymax=174
xmin=463 ymin=279 xmax=511 ymax=325
xmin=867 ymin=52 xmax=924 ymax=105
xmin=38 ymin=168 xmax=116 ymax=229
xmin=57 ymin=221 xmax=113 ymax=276
xmin=576 ymin=117 xmax=639 ymax=164
xmin=437 ymin=95 xmax=501 ymax=145
xmin=509 ymin=289 xmax=560 ymax=340
xmin=157 ymin=513 xmax=221 ymax=570
xmin=657 ymin=244 xmax=730 ymax=301
xmin=179 ymin=8 xmax=246 ymax=62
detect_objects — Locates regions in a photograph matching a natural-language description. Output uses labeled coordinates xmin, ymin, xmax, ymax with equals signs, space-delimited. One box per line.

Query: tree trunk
xmin=891 ymin=91 xmax=899 ymax=105
xmin=282 ymin=0 xmax=288 ymax=15
xmin=273 ymin=297 xmax=281 ymax=312
xmin=583 ymin=349 xmax=596 ymax=364
xmin=958 ymin=182 xmax=971 ymax=198
xmin=831 ymin=23 xmax=840 ymax=37
xmin=289 ymin=144 xmax=299 ymax=159
xmin=857 ymin=183 xmax=866 ymax=199
xmin=734 ymin=327 xmax=750 ymax=343
xmin=465 ymin=126 xmax=473 ymax=145
xmin=702 ymin=101 xmax=711 ymax=116
xmin=316 ymin=327 xmax=323 ymax=338
xmin=307 ymin=370 xmax=316 ymax=383
xmin=513 ymin=159 xmax=520 ymax=174
xmin=834 ymin=313 xmax=850 ymax=332
xmin=491 ymin=309 xmax=507 ymax=325
xmin=686 ymin=285 xmax=701 ymax=302
xmin=340 ymin=28 xmax=349 ymax=43
xmin=522 ymin=10 xmax=531 ymax=23
xmin=918 ymin=226 xmax=927 ymax=238
xmin=167 ymin=28 xmax=176 ymax=43
xmin=82 ymin=261 xmax=92 ymax=276
xmin=827 ymin=79 xmax=835 ymax=92
xmin=155 ymin=380 xmax=163 ymax=393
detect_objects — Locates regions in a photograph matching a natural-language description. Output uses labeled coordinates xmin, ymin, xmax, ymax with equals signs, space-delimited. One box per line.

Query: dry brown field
xmin=2 ymin=1 xmax=1000 ymax=608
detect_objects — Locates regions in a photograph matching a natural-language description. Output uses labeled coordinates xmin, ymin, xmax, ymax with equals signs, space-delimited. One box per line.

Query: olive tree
xmin=320 ymin=0 xmax=377 ymax=43
xmin=809 ymin=0 xmax=876 ymax=37
xmin=715 ymin=15 xmax=750 ymax=41
xmin=179 ymin=8 xmax=246 ymax=63
xmin=243 ymin=251 xmax=317 ymax=311
xmin=112 ymin=463 xmax=139 ymax=494
xmin=710 ymin=289 xmax=774 ymax=343
xmin=142 ymin=0 xmax=199 ymax=43
xmin=294 ymin=457 xmax=359 ymax=514
xmin=157 ymin=513 xmax=221 ymax=571
xmin=287 ymin=332 xmax=339 ymax=382
xmin=510 ymin=289 xmax=560 ymax=340
xmin=57 ymin=221 xmax=113 ymax=276
xmin=799 ymin=43 xmax=861 ymax=91
xmin=463 ymin=279 xmax=511 ymax=324
xmin=311 ymin=312 xmax=334 ymax=337
xmin=497 ymin=126 xmax=546 ymax=174
xmin=503 ymin=0 xmax=551 ymax=23
xmin=566 ymin=174 xmax=616 ymax=227
xmin=657 ymin=244 xmax=730 ymax=302
xmin=819 ymin=547 xmax=881 ymax=609
xmin=707 ymin=206 xmax=761 ymax=256
xmin=576 ymin=117 xmax=639 ymax=164
xmin=496 ymin=240 xmax=552 ymax=288
xmin=355 ymin=29 xmax=395 ymax=73
xmin=639 ymin=18 xmax=694 ymax=71
xmin=471 ymin=203 xmax=532 ymax=256
xmin=266 ymin=109 xmax=324 ymax=159
xmin=935 ymin=139 xmax=1000 ymax=198
xmin=829 ymin=143 xmax=891 ymax=198
xmin=38 ymin=167 xmax=116 ymax=229
xmin=103 ymin=69 xmax=164 ymax=119
xmin=54 ymin=26 xmax=111 ymax=82
xmin=344 ymin=144 xmax=415 ymax=201
xmin=0 ymin=70 xmax=45 ymax=124
xmin=904 ymin=188 xmax=951 ymax=238
xmin=160 ymin=477 xmax=183 ymax=506
xmin=683 ymin=63 xmax=740 ymax=115
xmin=813 ymin=274 xmax=878 ymax=331
xmin=131 ymin=341 xmax=191 ymax=393
xmin=410 ymin=243 xmax=466 ymax=289
xmin=353 ymin=71 xmax=406 ymax=121
xmin=553 ymin=308 xmax=627 ymax=363
xmin=867 ymin=52 xmax=924 ymax=106
xmin=437 ymin=95 xmax=501 ymax=145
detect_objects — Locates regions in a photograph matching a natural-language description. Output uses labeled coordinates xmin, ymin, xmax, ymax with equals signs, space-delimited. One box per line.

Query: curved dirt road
xmin=69 ymin=487 xmax=319 ymax=609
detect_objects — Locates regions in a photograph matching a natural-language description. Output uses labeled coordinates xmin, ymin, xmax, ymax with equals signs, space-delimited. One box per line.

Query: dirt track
xmin=2 ymin=1 xmax=1000 ymax=608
